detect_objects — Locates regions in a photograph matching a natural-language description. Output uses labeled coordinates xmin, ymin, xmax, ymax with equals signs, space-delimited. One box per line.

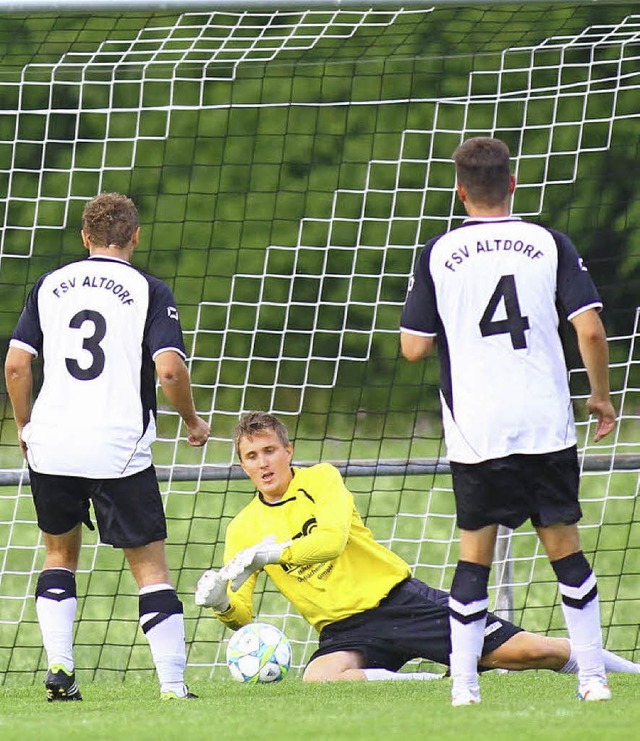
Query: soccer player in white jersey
xmin=195 ymin=413 xmax=638 ymax=683
xmin=4 ymin=192 xmax=210 ymax=701
xmin=399 ymin=137 xmax=617 ymax=706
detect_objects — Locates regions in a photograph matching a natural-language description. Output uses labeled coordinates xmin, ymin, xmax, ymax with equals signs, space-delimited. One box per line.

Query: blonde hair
xmin=234 ymin=412 xmax=291 ymax=460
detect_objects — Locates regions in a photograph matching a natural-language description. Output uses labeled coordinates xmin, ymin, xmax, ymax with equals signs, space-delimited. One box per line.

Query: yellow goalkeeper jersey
xmin=216 ymin=463 xmax=411 ymax=632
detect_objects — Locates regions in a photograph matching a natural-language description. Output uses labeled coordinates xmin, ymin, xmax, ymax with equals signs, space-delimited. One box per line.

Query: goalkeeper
xmin=196 ymin=411 xmax=639 ymax=681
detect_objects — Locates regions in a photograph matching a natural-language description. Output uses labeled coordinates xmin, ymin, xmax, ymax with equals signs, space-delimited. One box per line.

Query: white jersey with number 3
xmin=400 ymin=216 xmax=602 ymax=464
xmin=10 ymin=255 xmax=187 ymax=478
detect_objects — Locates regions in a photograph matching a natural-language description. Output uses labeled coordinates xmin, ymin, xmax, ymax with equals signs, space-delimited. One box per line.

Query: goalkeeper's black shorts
xmin=310 ymin=577 xmax=521 ymax=672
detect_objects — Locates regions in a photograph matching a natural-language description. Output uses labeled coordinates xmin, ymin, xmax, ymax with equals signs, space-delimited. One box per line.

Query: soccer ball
xmin=226 ymin=622 xmax=292 ymax=684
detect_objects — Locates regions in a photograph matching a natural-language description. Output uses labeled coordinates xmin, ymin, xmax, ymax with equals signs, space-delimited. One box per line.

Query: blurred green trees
xmin=0 ymin=4 xmax=638 ymax=443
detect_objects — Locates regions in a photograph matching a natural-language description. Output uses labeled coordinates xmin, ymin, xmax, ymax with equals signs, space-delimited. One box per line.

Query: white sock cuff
xmin=139 ymin=583 xmax=175 ymax=596
xmin=559 ymin=642 xmax=579 ymax=674
xmin=363 ymin=668 xmax=394 ymax=681
xmin=362 ymin=668 xmax=443 ymax=681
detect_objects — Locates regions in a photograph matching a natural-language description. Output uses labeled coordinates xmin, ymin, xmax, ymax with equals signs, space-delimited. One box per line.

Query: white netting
xmin=0 ymin=5 xmax=639 ymax=682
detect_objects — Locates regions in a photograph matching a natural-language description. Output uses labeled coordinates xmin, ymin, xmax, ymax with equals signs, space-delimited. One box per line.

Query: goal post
xmin=1 ymin=1 xmax=639 ymax=683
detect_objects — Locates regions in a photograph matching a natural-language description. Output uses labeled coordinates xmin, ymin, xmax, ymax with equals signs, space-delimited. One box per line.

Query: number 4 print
xmin=479 ymin=274 xmax=530 ymax=350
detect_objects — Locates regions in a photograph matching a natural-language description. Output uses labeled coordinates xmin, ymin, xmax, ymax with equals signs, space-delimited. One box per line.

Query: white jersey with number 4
xmin=400 ymin=216 xmax=602 ymax=464
xmin=10 ymin=255 xmax=187 ymax=478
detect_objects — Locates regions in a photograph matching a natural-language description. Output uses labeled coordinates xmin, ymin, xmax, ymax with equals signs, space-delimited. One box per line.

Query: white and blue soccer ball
xmin=226 ymin=622 xmax=292 ymax=684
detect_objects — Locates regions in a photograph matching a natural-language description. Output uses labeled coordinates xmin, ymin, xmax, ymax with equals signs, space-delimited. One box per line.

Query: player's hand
xmin=586 ymin=397 xmax=616 ymax=442
xmin=17 ymin=425 xmax=28 ymax=457
xmin=195 ymin=569 xmax=230 ymax=612
xmin=187 ymin=416 xmax=210 ymax=447
xmin=224 ymin=536 xmax=292 ymax=591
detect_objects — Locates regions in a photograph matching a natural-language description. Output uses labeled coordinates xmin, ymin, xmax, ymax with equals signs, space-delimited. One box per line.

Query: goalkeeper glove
xmin=194 ymin=569 xmax=231 ymax=612
xmin=224 ymin=536 xmax=292 ymax=591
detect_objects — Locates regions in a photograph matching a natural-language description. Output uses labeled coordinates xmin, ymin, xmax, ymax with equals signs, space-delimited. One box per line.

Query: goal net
xmin=1 ymin=2 xmax=639 ymax=683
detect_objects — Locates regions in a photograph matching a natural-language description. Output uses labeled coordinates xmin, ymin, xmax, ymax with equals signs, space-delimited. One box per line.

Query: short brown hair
xmin=82 ymin=192 xmax=139 ymax=248
xmin=234 ymin=411 xmax=291 ymax=460
xmin=452 ymin=137 xmax=512 ymax=207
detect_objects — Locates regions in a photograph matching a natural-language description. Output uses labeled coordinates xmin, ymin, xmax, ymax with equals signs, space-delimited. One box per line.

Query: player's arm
xmin=280 ymin=464 xmax=353 ymax=565
xmin=154 ymin=350 xmax=210 ymax=446
xmin=4 ymin=346 xmax=35 ymax=455
xmin=555 ymin=233 xmax=615 ymax=442
xmin=570 ymin=308 xmax=616 ymax=442
xmin=147 ymin=279 xmax=210 ymax=446
xmin=399 ymin=241 xmax=438 ymax=362
xmin=400 ymin=331 xmax=436 ymax=362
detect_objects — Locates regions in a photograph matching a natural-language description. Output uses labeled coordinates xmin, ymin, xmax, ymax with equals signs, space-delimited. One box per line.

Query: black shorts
xmin=309 ymin=578 xmax=521 ymax=671
xmin=451 ymin=446 xmax=581 ymax=531
xmin=29 ymin=465 xmax=167 ymax=548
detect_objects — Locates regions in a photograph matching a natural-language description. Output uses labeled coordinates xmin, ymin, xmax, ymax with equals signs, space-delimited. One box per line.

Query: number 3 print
xmin=65 ymin=309 xmax=107 ymax=380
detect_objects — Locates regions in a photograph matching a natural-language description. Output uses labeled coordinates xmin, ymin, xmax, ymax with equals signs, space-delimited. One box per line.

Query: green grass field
xmin=1 ymin=674 xmax=639 ymax=741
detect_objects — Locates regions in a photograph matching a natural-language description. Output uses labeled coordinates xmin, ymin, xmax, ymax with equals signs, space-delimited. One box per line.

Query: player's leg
xmin=303 ymin=650 xmax=441 ymax=682
xmin=94 ymin=468 xmax=193 ymax=699
xmin=448 ymin=525 xmax=495 ymax=706
xmin=30 ymin=470 xmax=89 ymax=701
xmin=537 ymin=522 xmax=609 ymax=701
xmin=480 ymin=627 xmax=640 ymax=675
xmin=481 ymin=631 xmax=569 ymax=671
xmin=532 ymin=446 xmax=609 ymax=700
xmin=124 ymin=539 xmax=194 ymax=700
xmin=37 ymin=527 xmax=83 ymax=701
xmin=303 ymin=650 xmax=367 ymax=681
